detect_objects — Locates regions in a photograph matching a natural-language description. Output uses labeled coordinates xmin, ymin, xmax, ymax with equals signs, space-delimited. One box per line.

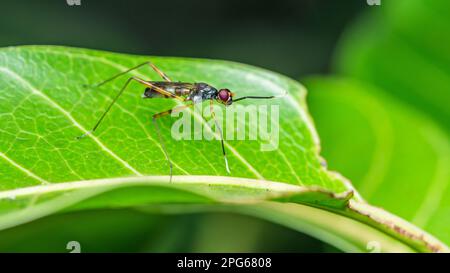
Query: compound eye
xmin=218 ymin=89 xmax=230 ymax=102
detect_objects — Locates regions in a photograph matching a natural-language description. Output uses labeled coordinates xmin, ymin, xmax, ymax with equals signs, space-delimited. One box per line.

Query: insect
xmin=77 ymin=61 xmax=285 ymax=181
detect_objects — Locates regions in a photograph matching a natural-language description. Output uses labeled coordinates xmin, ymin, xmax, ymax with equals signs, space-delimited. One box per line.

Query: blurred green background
xmin=1 ymin=0 xmax=448 ymax=252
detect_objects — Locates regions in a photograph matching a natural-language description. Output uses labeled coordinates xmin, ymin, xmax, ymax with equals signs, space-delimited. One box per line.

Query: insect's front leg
xmin=209 ymin=100 xmax=230 ymax=174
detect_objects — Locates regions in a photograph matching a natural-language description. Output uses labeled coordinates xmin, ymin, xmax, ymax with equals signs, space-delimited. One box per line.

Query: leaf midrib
xmin=0 ymin=175 xmax=331 ymax=200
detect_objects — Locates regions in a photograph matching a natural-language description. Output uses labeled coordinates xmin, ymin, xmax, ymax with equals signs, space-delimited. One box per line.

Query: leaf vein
xmin=0 ymin=66 xmax=143 ymax=177
xmin=0 ymin=151 xmax=49 ymax=185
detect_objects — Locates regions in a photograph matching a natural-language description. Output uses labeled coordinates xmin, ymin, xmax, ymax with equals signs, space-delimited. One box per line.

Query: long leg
xmin=152 ymin=103 xmax=194 ymax=182
xmin=91 ymin=61 xmax=171 ymax=88
xmin=77 ymin=76 xmax=186 ymax=139
xmin=210 ymin=100 xmax=231 ymax=174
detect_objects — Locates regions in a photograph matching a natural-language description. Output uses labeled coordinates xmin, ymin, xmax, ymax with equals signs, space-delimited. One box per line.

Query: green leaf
xmin=305 ymin=76 xmax=450 ymax=247
xmin=334 ymin=0 xmax=450 ymax=130
xmin=0 ymin=46 xmax=446 ymax=252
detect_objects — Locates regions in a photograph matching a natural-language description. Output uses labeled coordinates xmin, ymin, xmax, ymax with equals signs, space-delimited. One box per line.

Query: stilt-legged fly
xmin=77 ymin=61 xmax=285 ymax=181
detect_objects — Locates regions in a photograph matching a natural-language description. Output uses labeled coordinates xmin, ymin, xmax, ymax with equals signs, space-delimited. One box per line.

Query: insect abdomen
xmin=144 ymin=88 xmax=167 ymax=98
xmin=174 ymin=88 xmax=191 ymax=96
xmin=143 ymin=82 xmax=194 ymax=99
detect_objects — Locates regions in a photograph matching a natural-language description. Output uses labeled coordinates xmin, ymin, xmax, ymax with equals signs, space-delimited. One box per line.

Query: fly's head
xmin=216 ymin=88 xmax=234 ymax=106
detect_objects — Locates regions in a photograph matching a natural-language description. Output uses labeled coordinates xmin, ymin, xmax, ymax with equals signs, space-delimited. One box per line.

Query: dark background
xmin=0 ymin=0 xmax=366 ymax=78
xmin=0 ymin=0 xmax=372 ymax=252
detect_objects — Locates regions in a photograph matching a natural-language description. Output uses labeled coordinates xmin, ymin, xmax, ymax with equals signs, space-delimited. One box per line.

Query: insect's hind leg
xmin=77 ymin=76 xmax=148 ymax=139
xmin=89 ymin=61 xmax=172 ymax=88
xmin=148 ymin=62 xmax=172 ymax=82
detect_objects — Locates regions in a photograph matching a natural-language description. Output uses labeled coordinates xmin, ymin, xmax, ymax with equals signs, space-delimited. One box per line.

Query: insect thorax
xmin=192 ymin=82 xmax=218 ymax=102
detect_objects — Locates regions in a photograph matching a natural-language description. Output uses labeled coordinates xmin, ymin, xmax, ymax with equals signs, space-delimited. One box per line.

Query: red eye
xmin=218 ymin=89 xmax=230 ymax=102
